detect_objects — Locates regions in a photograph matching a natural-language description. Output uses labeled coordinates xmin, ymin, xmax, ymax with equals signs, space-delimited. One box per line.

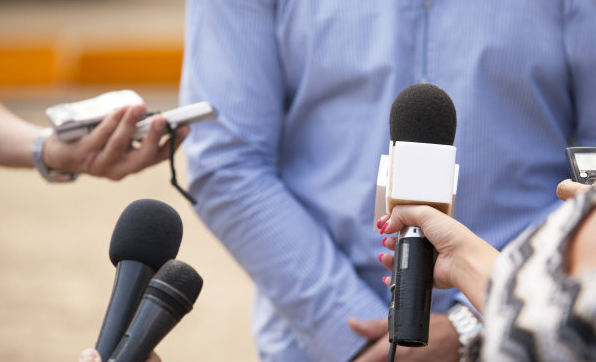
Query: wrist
xmin=452 ymin=235 xmax=498 ymax=312
xmin=41 ymin=131 xmax=64 ymax=171
xmin=31 ymin=128 xmax=78 ymax=182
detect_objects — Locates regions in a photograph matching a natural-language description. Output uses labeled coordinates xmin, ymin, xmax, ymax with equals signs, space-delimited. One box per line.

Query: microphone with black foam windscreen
xmin=107 ymin=259 xmax=203 ymax=362
xmin=380 ymin=84 xmax=458 ymax=358
xmin=96 ymin=199 xmax=183 ymax=362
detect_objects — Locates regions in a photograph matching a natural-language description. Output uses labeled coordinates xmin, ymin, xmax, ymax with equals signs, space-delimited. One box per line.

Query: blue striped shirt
xmin=181 ymin=1 xmax=596 ymax=361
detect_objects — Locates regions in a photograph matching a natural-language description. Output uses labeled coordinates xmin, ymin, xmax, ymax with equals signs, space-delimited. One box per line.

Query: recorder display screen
xmin=575 ymin=153 xmax=596 ymax=171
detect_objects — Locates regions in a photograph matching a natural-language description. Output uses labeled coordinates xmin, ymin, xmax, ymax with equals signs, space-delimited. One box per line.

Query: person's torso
xmin=276 ymin=0 xmax=574 ymax=286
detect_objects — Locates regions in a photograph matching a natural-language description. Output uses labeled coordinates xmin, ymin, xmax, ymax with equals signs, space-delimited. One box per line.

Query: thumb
xmin=556 ymin=179 xmax=592 ymax=201
xmin=348 ymin=317 xmax=388 ymax=340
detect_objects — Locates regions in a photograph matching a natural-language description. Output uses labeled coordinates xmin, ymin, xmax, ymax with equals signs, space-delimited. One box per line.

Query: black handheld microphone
xmin=385 ymin=84 xmax=457 ymax=353
xmin=107 ymin=259 xmax=203 ymax=362
xmin=96 ymin=199 xmax=183 ymax=362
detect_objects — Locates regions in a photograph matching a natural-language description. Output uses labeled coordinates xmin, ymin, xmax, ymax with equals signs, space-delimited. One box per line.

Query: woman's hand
xmin=44 ymin=104 xmax=189 ymax=181
xmin=377 ymin=205 xmax=499 ymax=312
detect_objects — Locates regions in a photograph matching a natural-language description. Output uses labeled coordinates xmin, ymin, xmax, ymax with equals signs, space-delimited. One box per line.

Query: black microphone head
xmin=389 ymin=83 xmax=457 ymax=145
xmin=109 ymin=199 xmax=183 ymax=271
xmin=145 ymin=260 xmax=203 ymax=319
xmin=152 ymin=259 xmax=203 ymax=305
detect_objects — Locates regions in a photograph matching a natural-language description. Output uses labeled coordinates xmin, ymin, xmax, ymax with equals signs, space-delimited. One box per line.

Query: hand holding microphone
xmin=375 ymin=84 xmax=458 ymax=358
xmin=378 ymin=204 xmax=495 ymax=312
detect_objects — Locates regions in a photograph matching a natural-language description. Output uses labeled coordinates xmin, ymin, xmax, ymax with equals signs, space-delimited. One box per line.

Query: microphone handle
xmin=108 ymin=296 xmax=181 ymax=362
xmin=390 ymin=227 xmax=435 ymax=347
xmin=96 ymin=261 xmax=154 ymax=361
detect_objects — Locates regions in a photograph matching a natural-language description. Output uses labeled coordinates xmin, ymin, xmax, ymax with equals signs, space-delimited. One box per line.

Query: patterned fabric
xmin=482 ymin=187 xmax=596 ymax=361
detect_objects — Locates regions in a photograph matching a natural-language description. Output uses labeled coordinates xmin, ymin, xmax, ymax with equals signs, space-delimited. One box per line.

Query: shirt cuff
xmin=305 ymin=290 xmax=388 ymax=362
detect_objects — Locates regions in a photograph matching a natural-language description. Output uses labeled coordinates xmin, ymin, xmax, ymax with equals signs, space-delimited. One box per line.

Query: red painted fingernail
xmin=383 ymin=277 xmax=388 ymax=284
xmin=378 ymin=253 xmax=384 ymax=263
xmin=380 ymin=223 xmax=388 ymax=234
xmin=382 ymin=237 xmax=387 ymax=247
xmin=376 ymin=219 xmax=383 ymax=229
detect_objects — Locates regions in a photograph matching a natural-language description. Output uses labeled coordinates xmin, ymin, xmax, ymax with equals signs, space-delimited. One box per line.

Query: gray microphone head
xmin=145 ymin=260 xmax=203 ymax=319
xmin=390 ymin=83 xmax=457 ymax=145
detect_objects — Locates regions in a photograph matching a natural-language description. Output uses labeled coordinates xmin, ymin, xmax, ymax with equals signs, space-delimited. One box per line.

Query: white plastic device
xmin=132 ymin=102 xmax=217 ymax=141
xmin=45 ymin=90 xmax=217 ymax=142
xmin=46 ymin=90 xmax=145 ymax=142
xmin=373 ymin=141 xmax=459 ymax=231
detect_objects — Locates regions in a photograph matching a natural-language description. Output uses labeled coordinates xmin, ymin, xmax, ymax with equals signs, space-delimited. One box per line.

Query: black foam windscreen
xmin=152 ymin=259 xmax=203 ymax=305
xmin=389 ymin=83 xmax=457 ymax=145
xmin=109 ymin=199 xmax=183 ymax=271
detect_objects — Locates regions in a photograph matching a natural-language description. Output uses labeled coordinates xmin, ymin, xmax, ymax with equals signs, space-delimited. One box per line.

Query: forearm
xmin=182 ymin=1 xmax=391 ymax=358
xmin=0 ymin=104 xmax=42 ymax=168
xmin=451 ymin=235 xmax=499 ymax=313
xmin=187 ymin=143 xmax=387 ymax=361
xmin=424 ymin=208 xmax=500 ymax=313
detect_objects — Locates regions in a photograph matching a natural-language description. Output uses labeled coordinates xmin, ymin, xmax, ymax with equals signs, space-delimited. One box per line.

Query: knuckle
xmin=110 ymin=140 xmax=132 ymax=155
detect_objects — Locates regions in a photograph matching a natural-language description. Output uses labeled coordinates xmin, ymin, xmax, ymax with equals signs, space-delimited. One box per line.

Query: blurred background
xmin=0 ymin=0 xmax=258 ymax=361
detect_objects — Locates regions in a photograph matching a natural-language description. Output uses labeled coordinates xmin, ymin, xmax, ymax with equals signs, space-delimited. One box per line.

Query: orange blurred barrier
xmin=0 ymin=46 xmax=56 ymax=85
xmin=78 ymin=48 xmax=183 ymax=84
xmin=0 ymin=43 xmax=183 ymax=85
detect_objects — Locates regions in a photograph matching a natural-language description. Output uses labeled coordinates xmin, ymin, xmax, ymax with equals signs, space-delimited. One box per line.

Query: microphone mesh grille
xmin=389 ymin=83 xmax=457 ymax=145
xmin=153 ymin=260 xmax=203 ymax=304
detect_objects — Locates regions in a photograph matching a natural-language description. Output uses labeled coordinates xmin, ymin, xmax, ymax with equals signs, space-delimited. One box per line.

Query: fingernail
xmin=154 ymin=118 xmax=166 ymax=132
xmin=382 ymin=237 xmax=387 ymax=247
xmin=376 ymin=219 xmax=383 ymax=229
xmin=382 ymin=277 xmax=388 ymax=284
xmin=349 ymin=317 xmax=362 ymax=328
xmin=133 ymin=106 xmax=144 ymax=118
xmin=378 ymin=253 xmax=384 ymax=263
xmin=179 ymin=124 xmax=191 ymax=136
xmin=380 ymin=222 xmax=389 ymax=234
xmin=79 ymin=349 xmax=100 ymax=362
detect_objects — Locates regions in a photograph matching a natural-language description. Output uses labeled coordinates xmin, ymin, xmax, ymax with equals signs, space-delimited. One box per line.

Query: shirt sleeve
xmin=563 ymin=1 xmax=596 ymax=146
xmin=180 ymin=1 xmax=387 ymax=361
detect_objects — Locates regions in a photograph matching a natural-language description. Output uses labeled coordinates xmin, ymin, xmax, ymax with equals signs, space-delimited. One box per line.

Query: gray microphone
xmin=107 ymin=260 xmax=203 ymax=362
